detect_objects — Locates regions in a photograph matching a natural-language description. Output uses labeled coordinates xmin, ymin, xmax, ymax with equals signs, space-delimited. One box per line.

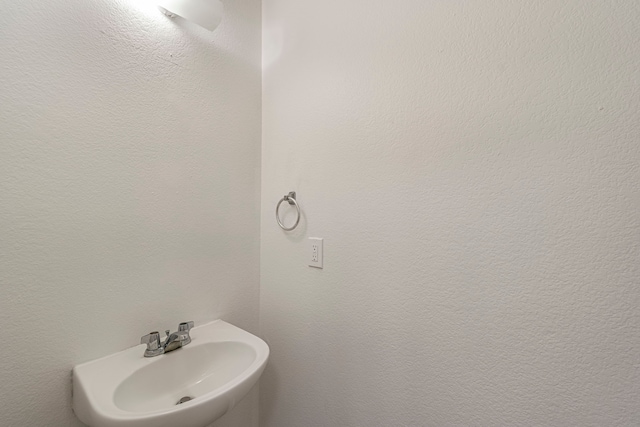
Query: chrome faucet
xmin=140 ymin=321 xmax=194 ymax=357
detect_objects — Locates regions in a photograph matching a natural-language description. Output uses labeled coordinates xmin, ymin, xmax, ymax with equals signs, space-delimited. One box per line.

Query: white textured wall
xmin=0 ymin=0 xmax=261 ymax=426
xmin=261 ymin=1 xmax=640 ymax=426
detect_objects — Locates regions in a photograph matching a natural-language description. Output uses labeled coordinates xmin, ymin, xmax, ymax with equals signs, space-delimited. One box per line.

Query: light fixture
xmin=158 ymin=0 xmax=224 ymax=31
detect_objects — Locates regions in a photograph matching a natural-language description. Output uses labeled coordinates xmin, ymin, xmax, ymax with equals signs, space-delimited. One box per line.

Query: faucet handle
xmin=178 ymin=321 xmax=194 ymax=332
xmin=140 ymin=331 xmax=164 ymax=357
xmin=141 ymin=331 xmax=160 ymax=347
xmin=178 ymin=321 xmax=195 ymax=345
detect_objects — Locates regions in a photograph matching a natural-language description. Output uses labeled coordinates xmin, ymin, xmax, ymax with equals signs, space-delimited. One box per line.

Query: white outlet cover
xmin=308 ymin=237 xmax=323 ymax=269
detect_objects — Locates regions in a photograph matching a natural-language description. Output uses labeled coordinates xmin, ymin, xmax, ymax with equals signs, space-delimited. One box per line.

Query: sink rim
xmin=72 ymin=320 xmax=269 ymax=425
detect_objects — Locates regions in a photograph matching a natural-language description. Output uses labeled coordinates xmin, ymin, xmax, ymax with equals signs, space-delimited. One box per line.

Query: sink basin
xmin=73 ymin=320 xmax=269 ymax=427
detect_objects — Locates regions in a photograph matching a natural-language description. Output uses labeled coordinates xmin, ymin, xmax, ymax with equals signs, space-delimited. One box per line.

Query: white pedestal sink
xmin=72 ymin=320 xmax=269 ymax=427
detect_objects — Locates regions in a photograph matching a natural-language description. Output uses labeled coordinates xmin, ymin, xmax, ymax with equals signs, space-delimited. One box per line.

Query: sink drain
xmin=176 ymin=396 xmax=194 ymax=405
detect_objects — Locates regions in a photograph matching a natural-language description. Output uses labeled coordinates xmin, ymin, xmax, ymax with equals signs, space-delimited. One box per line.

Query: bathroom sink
xmin=72 ymin=320 xmax=269 ymax=427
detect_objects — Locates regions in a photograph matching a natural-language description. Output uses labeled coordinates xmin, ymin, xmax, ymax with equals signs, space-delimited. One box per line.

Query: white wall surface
xmin=0 ymin=0 xmax=261 ymax=425
xmin=261 ymin=1 xmax=640 ymax=426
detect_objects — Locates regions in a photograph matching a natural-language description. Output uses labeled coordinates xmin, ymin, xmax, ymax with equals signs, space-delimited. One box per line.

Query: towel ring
xmin=276 ymin=191 xmax=301 ymax=231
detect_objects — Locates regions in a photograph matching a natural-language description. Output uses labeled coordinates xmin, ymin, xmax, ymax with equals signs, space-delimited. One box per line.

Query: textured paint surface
xmin=261 ymin=1 xmax=640 ymax=426
xmin=0 ymin=0 xmax=261 ymax=426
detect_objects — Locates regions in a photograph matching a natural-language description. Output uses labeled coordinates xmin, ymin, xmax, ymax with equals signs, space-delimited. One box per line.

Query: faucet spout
xmin=162 ymin=330 xmax=184 ymax=353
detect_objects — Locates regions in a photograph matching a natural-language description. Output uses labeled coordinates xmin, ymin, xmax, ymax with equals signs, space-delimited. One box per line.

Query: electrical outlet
xmin=308 ymin=237 xmax=323 ymax=268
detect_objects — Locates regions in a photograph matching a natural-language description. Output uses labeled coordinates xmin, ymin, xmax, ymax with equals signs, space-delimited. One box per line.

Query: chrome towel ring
xmin=276 ymin=191 xmax=301 ymax=231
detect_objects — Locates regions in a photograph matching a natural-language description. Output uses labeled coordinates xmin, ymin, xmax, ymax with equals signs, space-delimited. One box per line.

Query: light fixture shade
xmin=158 ymin=0 xmax=224 ymax=31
